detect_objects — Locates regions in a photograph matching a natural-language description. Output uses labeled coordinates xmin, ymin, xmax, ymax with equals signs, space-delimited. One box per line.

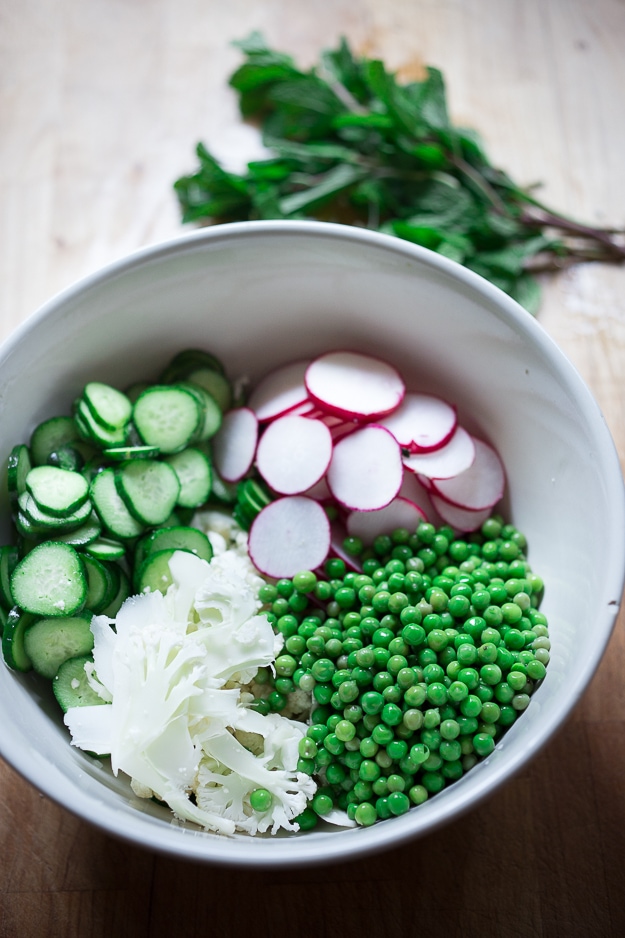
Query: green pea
xmin=473 ymin=733 xmax=495 ymax=757
xmin=371 ymin=723 xmax=394 ymax=745
xmin=249 ymin=787 xmax=273 ymax=812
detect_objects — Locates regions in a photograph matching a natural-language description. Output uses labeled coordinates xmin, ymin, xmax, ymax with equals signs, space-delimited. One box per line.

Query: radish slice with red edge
xmin=403 ymin=426 xmax=475 ymax=480
xmin=248 ymin=360 xmax=311 ymax=422
xmin=305 ymin=351 xmax=405 ymax=420
xmin=327 ymin=425 xmax=403 ymax=511
xmin=212 ymin=407 xmax=258 ymax=482
xmin=430 ymin=438 xmax=505 ymax=510
xmin=379 ymin=392 xmax=457 ymax=452
xmin=256 ymin=414 xmax=333 ymax=495
xmin=398 ymin=470 xmax=441 ymax=523
xmin=346 ymin=497 xmax=427 ymax=545
xmin=304 ymin=476 xmax=332 ymax=501
xmin=248 ymin=496 xmax=331 ymax=578
xmin=430 ymin=494 xmax=493 ymax=533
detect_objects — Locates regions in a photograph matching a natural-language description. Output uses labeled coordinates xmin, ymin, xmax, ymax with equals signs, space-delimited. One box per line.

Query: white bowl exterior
xmin=0 ymin=221 xmax=623 ymax=865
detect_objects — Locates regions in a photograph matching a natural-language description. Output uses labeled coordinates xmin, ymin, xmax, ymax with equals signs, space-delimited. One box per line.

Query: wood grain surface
xmin=2 ymin=1 xmax=625 ymax=936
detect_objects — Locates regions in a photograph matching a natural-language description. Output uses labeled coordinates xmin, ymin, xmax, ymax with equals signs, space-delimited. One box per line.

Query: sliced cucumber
xmin=99 ymin=565 xmax=130 ymax=617
xmin=18 ymin=492 xmax=93 ymax=532
xmin=161 ymin=348 xmax=226 ymax=382
xmin=136 ymin=548 xmax=178 ymax=595
xmin=10 ymin=542 xmax=87 ymax=617
xmin=115 ymin=459 xmax=180 ymax=526
xmin=187 ymin=367 xmax=232 ymax=413
xmin=102 ymin=444 xmax=160 ymax=461
xmin=53 ymin=655 xmax=109 ymax=712
xmin=210 ymin=471 xmax=239 ymax=505
xmin=30 ymin=416 xmax=81 ymax=467
xmin=132 ymin=386 xmax=202 ymax=454
xmin=76 ymin=400 xmax=129 ymax=448
xmin=147 ymin=526 xmax=212 ymax=563
xmin=84 ymin=536 xmax=126 ymax=562
xmin=82 ymin=554 xmax=116 ymax=613
xmin=25 ymin=466 xmax=90 ymax=518
xmin=0 ymin=545 xmax=18 ymax=609
xmin=51 ymin=513 xmax=102 ymax=547
xmin=90 ymin=468 xmax=145 ymax=539
xmin=1 ymin=607 xmax=35 ymax=671
xmin=177 ymin=382 xmax=223 ymax=442
xmin=23 ymin=613 xmax=95 ymax=680
xmin=165 ymin=447 xmax=212 ymax=509
xmin=7 ymin=444 xmax=32 ymax=502
xmin=82 ymin=382 xmax=132 ymax=432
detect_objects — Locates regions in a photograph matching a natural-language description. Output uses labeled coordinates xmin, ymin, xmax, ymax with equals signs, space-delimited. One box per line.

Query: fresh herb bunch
xmin=174 ymin=32 xmax=625 ymax=314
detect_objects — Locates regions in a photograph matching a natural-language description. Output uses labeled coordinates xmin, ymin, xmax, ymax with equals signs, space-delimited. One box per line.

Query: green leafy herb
xmin=173 ymin=33 xmax=625 ymax=314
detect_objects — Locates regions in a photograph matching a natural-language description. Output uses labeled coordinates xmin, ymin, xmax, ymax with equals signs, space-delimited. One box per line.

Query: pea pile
xmin=251 ymin=515 xmax=550 ymax=829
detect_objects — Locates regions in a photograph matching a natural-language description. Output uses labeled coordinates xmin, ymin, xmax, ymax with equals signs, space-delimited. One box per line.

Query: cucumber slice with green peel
xmin=102 ymin=444 xmax=160 ymax=461
xmin=136 ymin=548 xmax=179 ymax=595
xmin=23 ymin=613 xmax=95 ymax=679
xmin=2 ymin=608 xmax=35 ymax=671
xmin=10 ymin=542 xmax=87 ymax=617
xmin=48 ymin=444 xmax=86 ymax=472
xmin=7 ymin=444 xmax=32 ymax=502
xmin=177 ymin=382 xmax=223 ymax=441
xmin=18 ymin=492 xmax=93 ymax=531
xmin=76 ymin=400 xmax=130 ymax=448
xmin=30 ymin=416 xmax=81 ymax=467
xmin=164 ymin=447 xmax=212 ymax=509
xmin=0 ymin=604 xmax=8 ymax=637
xmin=84 ymin=536 xmax=126 ymax=562
xmin=50 ymin=513 xmax=102 ymax=547
xmin=187 ymin=368 xmax=232 ymax=413
xmin=161 ymin=348 xmax=226 ymax=382
xmin=125 ymin=381 xmax=150 ymax=404
xmin=132 ymin=386 xmax=202 ymax=454
xmin=82 ymin=382 xmax=132 ymax=431
xmin=82 ymin=554 xmax=116 ymax=613
xmin=99 ymin=565 xmax=130 ymax=617
xmin=146 ymin=526 xmax=213 ymax=563
xmin=0 ymin=546 xmax=18 ymax=609
xmin=115 ymin=459 xmax=181 ymax=526
xmin=210 ymin=472 xmax=239 ymax=505
xmin=53 ymin=655 xmax=109 ymax=712
xmin=90 ymin=468 xmax=145 ymax=540
xmin=25 ymin=466 xmax=89 ymax=518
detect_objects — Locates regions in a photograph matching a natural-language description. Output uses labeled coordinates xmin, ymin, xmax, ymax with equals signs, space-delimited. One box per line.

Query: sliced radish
xmin=255 ymin=415 xmax=333 ymax=495
xmin=403 ymin=425 xmax=475 ymax=480
xmin=212 ymin=407 xmax=258 ymax=482
xmin=247 ymin=360 xmax=311 ymax=422
xmin=327 ymin=425 xmax=403 ymax=511
xmin=248 ymin=496 xmax=331 ymax=578
xmin=379 ymin=392 xmax=457 ymax=452
xmin=304 ymin=476 xmax=333 ymax=501
xmin=398 ymin=470 xmax=439 ymax=523
xmin=346 ymin=497 xmax=427 ymax=545
xmin=305 ymin=351 xmax=405 ymax=420
xmin=430 ymin=494 xmax=493 ymax=533
xmin=431 ymin=438 xmax=505 ymax=510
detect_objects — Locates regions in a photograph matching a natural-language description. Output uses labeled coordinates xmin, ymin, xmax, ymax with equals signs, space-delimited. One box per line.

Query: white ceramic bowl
xmin=1 ymin=221 xmax=623 ymax=866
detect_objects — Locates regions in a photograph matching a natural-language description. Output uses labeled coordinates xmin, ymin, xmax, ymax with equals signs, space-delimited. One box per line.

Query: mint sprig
xmin=173 ymin=33 xmax=625 ymax=314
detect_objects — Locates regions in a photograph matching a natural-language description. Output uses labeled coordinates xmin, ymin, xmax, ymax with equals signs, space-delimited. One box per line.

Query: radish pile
xmin=212 ymin=350 xmax=506 ymax=579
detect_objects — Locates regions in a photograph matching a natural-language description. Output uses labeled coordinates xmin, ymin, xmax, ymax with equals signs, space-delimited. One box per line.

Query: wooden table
xmin=1 ymin=1 xmax=625 ymax=935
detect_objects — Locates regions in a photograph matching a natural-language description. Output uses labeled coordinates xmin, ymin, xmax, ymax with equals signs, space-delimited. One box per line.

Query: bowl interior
xmin=1 ymin=221 xmax=623 ymax=865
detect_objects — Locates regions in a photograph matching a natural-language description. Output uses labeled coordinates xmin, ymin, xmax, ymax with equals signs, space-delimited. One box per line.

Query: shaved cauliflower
xmin=64 ymin=548 xmax=316 ymax=836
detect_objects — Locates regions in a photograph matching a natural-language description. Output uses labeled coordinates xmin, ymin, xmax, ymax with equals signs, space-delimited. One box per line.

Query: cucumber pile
xmin=0 ymin=348 xmax=270 ymax=711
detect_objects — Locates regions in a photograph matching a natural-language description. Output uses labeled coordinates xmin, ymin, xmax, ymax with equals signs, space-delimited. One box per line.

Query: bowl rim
xmin=1 ymin=219 xmax=624 ymax=867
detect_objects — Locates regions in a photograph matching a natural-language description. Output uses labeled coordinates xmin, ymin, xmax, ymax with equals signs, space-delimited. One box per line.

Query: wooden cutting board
xmin=1 ymin=1 xmax=625 ymax=935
